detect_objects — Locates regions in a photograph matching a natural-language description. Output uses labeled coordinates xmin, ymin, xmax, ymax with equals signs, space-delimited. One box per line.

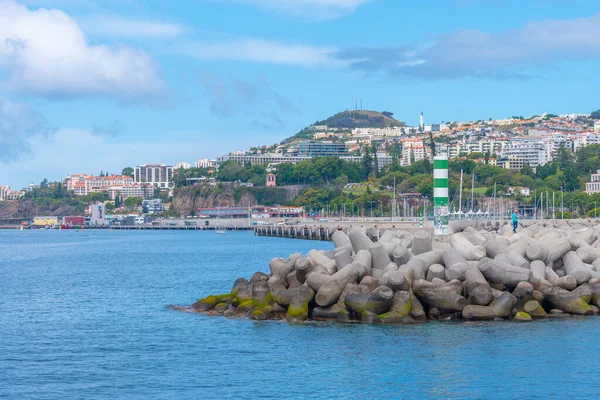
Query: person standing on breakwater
xmin=512 ymin=209 xmax=518 ymax=233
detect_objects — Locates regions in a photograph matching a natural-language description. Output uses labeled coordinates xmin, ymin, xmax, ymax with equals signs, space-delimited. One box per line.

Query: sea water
xmin=1 ymin=230 xmax=599 ymax=399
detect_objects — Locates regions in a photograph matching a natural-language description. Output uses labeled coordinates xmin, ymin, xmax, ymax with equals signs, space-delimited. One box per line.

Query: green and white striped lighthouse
xmin=433 ymin=155 xmax=449 ymax=235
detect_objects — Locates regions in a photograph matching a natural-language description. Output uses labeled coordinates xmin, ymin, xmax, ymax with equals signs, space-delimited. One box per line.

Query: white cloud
xmin=0 ymin=97 xmax=56 ymax=162
xmin=335 ymin=13 xmax=600 ymax=79
xmin=233 ymin=0 xmax=373 ymax=19
xmin=0 ymin=0 xmax=166 ymax=101
xmin=181 ymin=38 xmax=343 ymax=68
xmin=81 ymin=15 xmax=186 ymax=39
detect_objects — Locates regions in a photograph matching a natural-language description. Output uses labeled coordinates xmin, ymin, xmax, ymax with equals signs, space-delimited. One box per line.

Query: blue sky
xmin=2 ymin=0 xmax=600 ymax=188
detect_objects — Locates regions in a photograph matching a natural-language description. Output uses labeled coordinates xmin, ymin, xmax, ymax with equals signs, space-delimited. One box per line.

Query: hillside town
xmin=2 ymin=109 xmax=600 ymax=227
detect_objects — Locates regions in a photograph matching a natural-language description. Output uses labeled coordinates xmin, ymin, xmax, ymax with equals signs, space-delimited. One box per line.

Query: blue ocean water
xmin=1 ymin=229 xmax=599 ymax=399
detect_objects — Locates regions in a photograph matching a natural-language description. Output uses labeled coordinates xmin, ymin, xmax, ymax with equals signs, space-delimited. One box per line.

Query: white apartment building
xmin=0 ymin=186 xmax=24 ymax=201
xmin=594 ymin=122 xmax=600 ymax=134
xmin=134 ymin=164 xmax=174 ymax=189
xmin=400 ymin=137 xmax=431 ymax=166
xmin=65 ymin=174 xmax=151 ymax=199
xmin=446 ymin=139 xmax=507 ymax=159
xmin=217 ymin=153 xmax=393 ymax=171
xmin=0 ymin=186 xmax=8 ymax=201
xmin=501 ymin=139 xmax=548 ymax=168
xmin=175 ymin=162 xmax=191 ymax=170
xmin=401 ymin=145 xmax=430 ymax=166
xmin=195 ymin=158 xmax=216 ymax=168
xmin=573 ymin=133 xmax=600 ymax=152
xmin=352 ymin=127 xmax=404 ymax=138
xmin=585 ymin=170 xmax=600 ymax=195
xmin=107 ymin=185 xmax=153 ymax=200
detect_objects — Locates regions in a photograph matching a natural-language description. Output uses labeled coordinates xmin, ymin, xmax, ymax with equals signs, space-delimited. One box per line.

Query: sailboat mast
xmin=458 ymin=170 xmax=463 ymax=213
xmin=471 ymin=173 xmax=474 ymax=213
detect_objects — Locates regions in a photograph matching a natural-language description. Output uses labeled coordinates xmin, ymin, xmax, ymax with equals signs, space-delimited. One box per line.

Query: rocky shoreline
xmin=172 ymin=220 xmax=600 ymax=323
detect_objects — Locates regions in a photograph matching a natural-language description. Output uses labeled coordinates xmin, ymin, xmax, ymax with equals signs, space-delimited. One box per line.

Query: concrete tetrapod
xmin=267 ymin=258 xmax=293 ymax=289
xmin=353 ymin=250 xmax=372 ymax=278
xmin=412 ymin=229 xmax=433 ymax=255
xmin=294 ymin=256 xmax=312 ymax=284
xmin=345 ymin=286 xmax=394 ymax=319
xmin=462 ymin=292 xmax=518 ymax=321
xmin=526 ymin=237 xmax=571 ymax=265
xmin=315 ymin=264 xmax=361 ymax=307
xmin=369 ymin=242 xmax=392 ymax=270
xmin=332 ymin=230 xmax=352 ymax=250
xmin=348 ymin=229 xmax=372 ymax=253
xmin=392 ymin=246 xmax=413 ymax=266
xmin=576 ymin=247 xmax=600 ymax=264
xmin=307 ymin=250 xmax=337 ymax=276
xmin=483 ymin=239 xmax=529 ymax=269
xmin=512 ymin=282 xmax=534 ymax=311
xmin=373 ymin=291 xmax=414 ymax=324
xmin=450 ymin=232 xmax=487 ymax=261
xmin=407 ymin=249 xmax=444 ymax=281
xmin=272 ymin=285 xmax=313 ymax=307
xmin=465 ymin=268 xmax=494 ymax=306
xmin=413 ymin=284 xmax=467 ymax=312
xmin=477 ymin=257 xmax=532 ymax=287
xmin=523 ymin=300 xmax=547 ymax=319
xmin=563 ymin=251 xmax=591 ymax=285
xmin=426 ymin=264 xmax=446 ymax=282
xmin=306 ymin=272 xmax=330 ymax=292
xmin=540 ymin=285 xmax=594 ymax=315
xmin=312 ymin=283 xmax=368 ymax=320
xmin=334 ymin=247 xmax=353 ymax=271
xmin=443 ymin=247 xmax=473 ymax=281
xmin=285 ymin=286 xmax=315 ymax=323
xmin=545 ymin=266 xmax=578 ymax=290
xmin=529 ymin=260 xmax=547 ymax=287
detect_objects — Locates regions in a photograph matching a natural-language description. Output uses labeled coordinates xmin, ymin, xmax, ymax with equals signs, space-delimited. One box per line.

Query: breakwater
xmin=253 ymin=221 xmax=430 ymax=241
xmin=175 ymin=219 xmax=600 ymax=323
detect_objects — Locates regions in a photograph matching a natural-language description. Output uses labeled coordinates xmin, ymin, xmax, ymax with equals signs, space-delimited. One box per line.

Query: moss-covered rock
xmin=191 ymin=295 xmax=220 ymax=311
xmin=214 ymin=302 xmax=229 ymax=313
xmin=286 ymin=298 xmax=309 ymax=322
xmin=514 ymin=311 xmax=532 ymax=322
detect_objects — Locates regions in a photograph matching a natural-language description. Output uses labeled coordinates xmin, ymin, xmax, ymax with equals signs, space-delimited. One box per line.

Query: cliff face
xmin=17 ymin=200 xmax=83 ymax=218
xmin=171 ymin=185 xmax=256 ymax=216
xmin=0 ymin=201 xmax=18 ymax=218
xmin=0 ymin=199 xmax=83 ymax=219
xmin=171 ymin=184 xmax=288 ymax=216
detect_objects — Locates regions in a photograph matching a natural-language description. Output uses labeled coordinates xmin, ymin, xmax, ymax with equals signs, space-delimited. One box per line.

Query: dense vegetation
xmin=283 ymin=110 xmax=405 ymax=143
xmin=206 ymin=144 xmax=600 ymax=217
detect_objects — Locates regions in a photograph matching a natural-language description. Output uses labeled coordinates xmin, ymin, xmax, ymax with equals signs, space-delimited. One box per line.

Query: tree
xmin=122 ymin=167 xmax=134 ymax=177
xmin=556 ymin=143 xmax=573 ymax=171
xmin=115 ymin=193 xmax=122 ymax=208
xmin=124 ymin=196 xmax=142 ymax=208
xmin=382 ymin=111 xmax=394 ymax=118
xmin=590 ymin=109 xmax=600 ymax=119
xmin=293 ymin=188 xmax=334 ymax=209
xmin=361 ymin=146 xmax=374 ymax=180
xmin=371 ymin=143 xmax=379 ymax=177
xmin=40 ymin=178 xmax=49 ymax=188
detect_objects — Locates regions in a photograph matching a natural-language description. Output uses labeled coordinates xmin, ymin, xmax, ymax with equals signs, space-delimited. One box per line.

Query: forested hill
xmin=283 ymin=110 xmax=405 ymax=143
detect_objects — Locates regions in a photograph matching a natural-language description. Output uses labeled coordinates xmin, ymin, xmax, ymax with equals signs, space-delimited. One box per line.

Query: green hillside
xmin=283 ymin=110 xmax=405 ymax=143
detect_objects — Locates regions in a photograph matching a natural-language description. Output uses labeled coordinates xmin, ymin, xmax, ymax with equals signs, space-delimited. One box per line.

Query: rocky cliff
xmin=171 ymin=184 xmax=287 ymax=216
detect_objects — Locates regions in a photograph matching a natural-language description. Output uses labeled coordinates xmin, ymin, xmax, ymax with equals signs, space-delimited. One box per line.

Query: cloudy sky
xmin=2 ymin=0 xmax=600 ymax=187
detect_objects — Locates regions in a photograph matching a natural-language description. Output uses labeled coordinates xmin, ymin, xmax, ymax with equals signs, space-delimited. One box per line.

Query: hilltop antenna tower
xmin=360 ymin=98 xmax=363 ymax=110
